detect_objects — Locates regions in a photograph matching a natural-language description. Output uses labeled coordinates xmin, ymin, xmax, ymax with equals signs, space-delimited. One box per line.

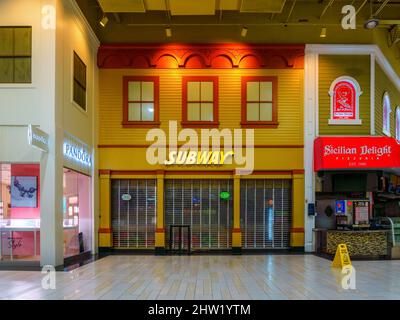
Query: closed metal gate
xmin=165 ymin=179 xmax=233 ymax=250
xmin=111 ymin=179 xmax=156 ymax=249
xmin=240 ymin=179 xmax=292 ymax=249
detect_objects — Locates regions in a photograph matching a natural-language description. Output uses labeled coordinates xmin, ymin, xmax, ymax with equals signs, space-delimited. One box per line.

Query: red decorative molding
xmin=232 ymin=228 xmax=242 ymax=233
xmin=290 ymin=227 xmax=305 ymax=233
xmin=155 ymin=228 xmax=165 ymax=233
xmin=98 ymin=144 xmax=304 ymax=148
xmin=98 ymin=44 xmax=305 ymax=69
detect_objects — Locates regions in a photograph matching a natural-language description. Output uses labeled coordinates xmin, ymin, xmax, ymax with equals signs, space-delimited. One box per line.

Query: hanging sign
xmin=332 ymin=243 xmax=352 ymax=268
xmin=28 ymin=125 xmax=49 ymax=153
xmin=314 ymin=136 xmax=400 ymax=171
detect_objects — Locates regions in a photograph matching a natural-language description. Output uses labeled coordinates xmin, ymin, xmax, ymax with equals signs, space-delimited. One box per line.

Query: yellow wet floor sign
xmin=332 ymin=243 xmax=352 ymax=268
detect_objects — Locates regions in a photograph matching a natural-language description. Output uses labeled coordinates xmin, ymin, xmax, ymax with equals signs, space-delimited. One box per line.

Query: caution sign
xmin=332 ymin=243 xmax=352 ymax=268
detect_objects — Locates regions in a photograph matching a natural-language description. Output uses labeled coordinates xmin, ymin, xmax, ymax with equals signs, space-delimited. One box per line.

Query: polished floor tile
xmin=0 ymin=255 xmax=399 ymax=300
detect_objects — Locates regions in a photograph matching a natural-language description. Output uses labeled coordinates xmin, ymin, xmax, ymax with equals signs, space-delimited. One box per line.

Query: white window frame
xmin=382 ymin=92 xmax=392 ymax=137
xmin=328 ymin=76 xmax=363 ymax=125
xmin=395 ymin=106 xmax=400 ymax=141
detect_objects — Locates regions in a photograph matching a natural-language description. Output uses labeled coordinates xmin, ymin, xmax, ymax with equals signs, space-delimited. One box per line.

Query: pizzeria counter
xmin=315 ymin=229 xmax=390 ymax=258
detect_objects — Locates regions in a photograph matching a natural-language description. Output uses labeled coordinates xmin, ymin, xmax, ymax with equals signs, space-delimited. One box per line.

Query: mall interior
xmin=0 ymin=0 xmax=400 ymax=271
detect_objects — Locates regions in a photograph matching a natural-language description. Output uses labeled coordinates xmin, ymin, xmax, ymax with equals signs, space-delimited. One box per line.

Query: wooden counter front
xmin=326 ymin=230 xmax=389 ymax=257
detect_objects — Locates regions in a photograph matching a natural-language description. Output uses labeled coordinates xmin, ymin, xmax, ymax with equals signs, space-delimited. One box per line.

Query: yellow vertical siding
xmin=375 ymin=63 xmax=400 ymax=137
xmin=99 ymin=68 xmax=304 ymax=145
xmin=319 ymin=55 xmax=370 ymax=135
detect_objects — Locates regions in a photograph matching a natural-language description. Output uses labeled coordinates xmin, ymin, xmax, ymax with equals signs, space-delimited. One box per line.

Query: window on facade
xmin=0 ymin=27 xmax=32 ymax=83
xmin=73 ymin=52 xmax=87 ymax=111
xmin=123 ymin=76 xmax=159 ymax=127
xmin=242 ymin=77 xmax=277 ymax=127
xmin=396 ymin=107 xmax=400 ymax=141
xmin=182 ymin=77 xmax=218 ymax=127
xmin=382 ymin=92 xmax=391 ymax=136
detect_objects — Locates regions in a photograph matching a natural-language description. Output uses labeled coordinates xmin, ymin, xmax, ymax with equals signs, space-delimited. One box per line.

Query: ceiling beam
xmin=285 ymin=0 xmax=297 ymax=24
xmin=319 ymin=0 xmax=335 ymax=20
xmin=373 ymin=0 xmax=390 ymax=16
xmin=113 ymin=13 xmax=121 ymax=24
xmin=356 ymin=0 xmax=369 ymax=15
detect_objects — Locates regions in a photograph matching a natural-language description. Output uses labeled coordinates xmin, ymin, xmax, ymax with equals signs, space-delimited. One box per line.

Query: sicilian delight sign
xmin=332 ymin=81 xmax=356 ymax=120
xmin=314 ymin=137 xmax=400 ymax=171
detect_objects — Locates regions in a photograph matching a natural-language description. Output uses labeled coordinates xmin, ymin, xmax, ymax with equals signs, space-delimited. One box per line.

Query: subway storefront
xmin=97 ymin=44 xmax=305 ymax=253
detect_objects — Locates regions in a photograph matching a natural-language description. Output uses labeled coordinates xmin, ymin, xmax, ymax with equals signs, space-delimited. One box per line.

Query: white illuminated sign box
xmin=63 ymin=142 xmax=92 ymax=168
xmin=28 ymin=125 xmax=49 ymax=153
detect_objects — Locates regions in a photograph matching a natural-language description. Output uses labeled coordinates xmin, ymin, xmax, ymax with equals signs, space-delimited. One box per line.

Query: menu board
xmin=353 ymin=201 xmax=369 ymax=224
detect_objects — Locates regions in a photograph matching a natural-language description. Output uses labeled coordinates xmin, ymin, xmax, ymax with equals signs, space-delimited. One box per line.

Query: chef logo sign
xmin=333 ymin=81 xmax=356 ymax=120
xmin=329 ymin=76 xmax=362 ymax=125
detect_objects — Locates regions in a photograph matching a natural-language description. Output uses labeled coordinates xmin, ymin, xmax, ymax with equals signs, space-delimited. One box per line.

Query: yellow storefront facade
xmin=97 ymin=44 xmax=305 ymax=253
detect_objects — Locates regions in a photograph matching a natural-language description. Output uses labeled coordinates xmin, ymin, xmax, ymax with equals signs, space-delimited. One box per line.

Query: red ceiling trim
xmin=97 ymin=44 xmax=305 ymax=69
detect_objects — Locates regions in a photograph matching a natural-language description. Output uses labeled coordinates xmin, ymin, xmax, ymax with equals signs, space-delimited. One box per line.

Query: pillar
xmin=155 ymin=171 xmax=165 ymax=254
xmin=232 ymin=175 xmax=242 ymax=254
xmin=291 ymin=172 xmax=305 ymax=249
xmin=98 ymin=170 xmax=112 ymax=248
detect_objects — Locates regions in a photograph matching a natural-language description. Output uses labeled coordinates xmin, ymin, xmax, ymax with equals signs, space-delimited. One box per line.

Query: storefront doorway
xmin=111 ymin=179 xmax=157 ymax=249
xmin=63 ymin=168 xmax=92 ymax=258
xmin=164 ymin=179 xmax=233 ymax=250
xmin=0 ymin=163 xmax=40 ymax=262
xmin=240 ymin=179 xmax=292 ymax=249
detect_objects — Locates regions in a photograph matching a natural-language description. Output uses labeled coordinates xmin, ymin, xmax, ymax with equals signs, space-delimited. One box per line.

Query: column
xmin=155 ymin=171 xmax=165 ymax=254
xmin=232 ymin=175 xmax=242 ymax=254
xmin=98 ymin=171 xmax=112 ymax=248
xmin=291 ymin=172 xmax=305 ymax=249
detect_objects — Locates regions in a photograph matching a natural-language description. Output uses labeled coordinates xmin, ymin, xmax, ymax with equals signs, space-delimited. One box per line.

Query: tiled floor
xmin=0 ymin=255 xmax=399 ymax=300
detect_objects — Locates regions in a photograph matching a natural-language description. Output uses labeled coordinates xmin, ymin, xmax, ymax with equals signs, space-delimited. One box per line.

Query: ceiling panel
xmin=169 ymin=0 xmax=216 ymax=15
xmin=240 ymin=0 xmax=287 ymax=13
xmin=98 ymin=0 xmax=146 ymax=13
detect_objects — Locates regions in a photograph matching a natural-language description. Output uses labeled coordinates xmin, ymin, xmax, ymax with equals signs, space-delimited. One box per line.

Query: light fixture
xmin=165 ymin=26 xmax=172 ymax=37
xmin=241 ymin=26 xmax=248 ymax=37
xmin=100 ymin=14 xmax=108 ymax=28
xmin=320 ymin=27 xmax=327 ymax=38
xmin=364 ymin=17 xmax=380 ymax=29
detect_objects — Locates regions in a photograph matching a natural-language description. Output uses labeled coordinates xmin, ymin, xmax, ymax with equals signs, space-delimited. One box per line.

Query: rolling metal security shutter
xmin=111 ymin=179 xmax=156 ymax=248
xmin=165 ymin=179 xmax=233 ymax=250
xmin=240 ymin=179 xmax=292 ymax=249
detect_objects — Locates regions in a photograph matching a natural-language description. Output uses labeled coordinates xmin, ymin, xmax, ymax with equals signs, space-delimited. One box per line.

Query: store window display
xmin=63 ymin=168 xmax=92 ymax=258
xmin=0 ymin=163 xmax=40 ymax=261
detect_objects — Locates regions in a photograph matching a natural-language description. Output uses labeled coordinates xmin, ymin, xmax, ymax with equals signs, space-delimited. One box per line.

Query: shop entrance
xmin=240 ymin=179 xmax=292 ymax=249
xmin=111 ymin=179 xmax=157 ymax=249
xmin=164 ymin=179 xmax=233 ymax=250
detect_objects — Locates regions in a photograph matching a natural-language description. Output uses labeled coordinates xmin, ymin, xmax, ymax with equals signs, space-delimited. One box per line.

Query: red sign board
xmin=332 ymin=81 xmax=356 ymax=120
xmin=314 ymin=137 xmax=400 ymax=171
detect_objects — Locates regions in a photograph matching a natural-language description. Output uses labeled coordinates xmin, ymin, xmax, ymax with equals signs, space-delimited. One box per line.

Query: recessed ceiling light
xmin=241 ymin=26 xmax=248 ymax=37
xmin=364 ymin=18 xmax=380 ymax=29
xmin=320 ymin=27 xmax=327 ymax=38
xmin=100 ymin=14 xmax=108 ymax=28
xmin=165 ymin=26 xmax=172 ymax=37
